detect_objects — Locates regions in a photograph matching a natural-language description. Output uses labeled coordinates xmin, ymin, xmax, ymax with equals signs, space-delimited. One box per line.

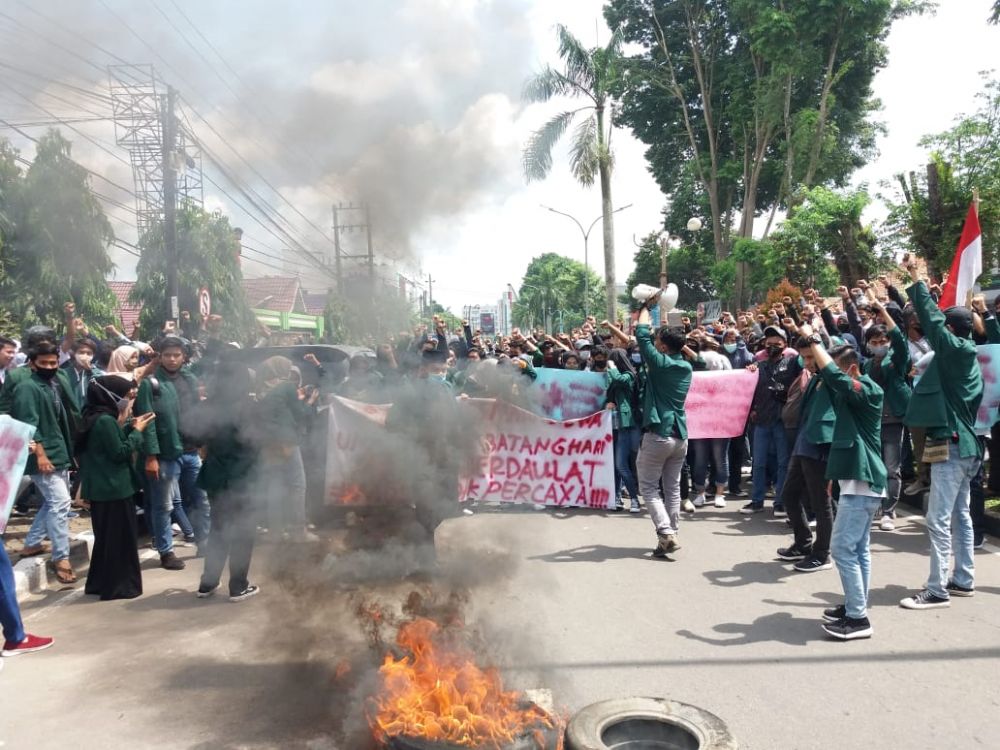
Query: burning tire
xmin=565 ymin=697 xmax=738 ymax=750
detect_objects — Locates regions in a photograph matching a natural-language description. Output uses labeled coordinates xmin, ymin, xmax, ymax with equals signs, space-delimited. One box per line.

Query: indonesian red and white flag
xmin=938 ymin=202 xmax=982 ymax=309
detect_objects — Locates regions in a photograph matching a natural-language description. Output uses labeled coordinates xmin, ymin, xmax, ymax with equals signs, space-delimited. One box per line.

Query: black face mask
xmin=35 ymin=366 xmax=58 ymax=381
xmin=766 ymin=345 xmax=783 ymax=358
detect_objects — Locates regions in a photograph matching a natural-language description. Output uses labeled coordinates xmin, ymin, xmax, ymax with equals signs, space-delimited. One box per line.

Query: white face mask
xmin=75 ymin=352 xmax=94 ymax=369
xmin=95 ymin=381 xmax=130 ymax=415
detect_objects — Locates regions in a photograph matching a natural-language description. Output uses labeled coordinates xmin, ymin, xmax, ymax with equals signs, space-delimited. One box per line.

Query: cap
xmin=574 ymin=339 xmax=593 ymax=350
xmin=943 ymin=306 xmax=974 ymax=338
xmin=763 ymin=325 xmax=787 ymax=341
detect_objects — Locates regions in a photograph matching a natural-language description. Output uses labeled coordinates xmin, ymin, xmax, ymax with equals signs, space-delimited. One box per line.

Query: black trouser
xmin=988 ymin=422 xmax=1000 ymax=493
xmin=728 ymin=425 xmax=749 ymax=493
xmin=200 ymin=496 xmax=255 ymax=597
xmin=781 ymin=454 xmax=833 ymax=560
xmin=971 ymin=438 xmax=986 ymax=540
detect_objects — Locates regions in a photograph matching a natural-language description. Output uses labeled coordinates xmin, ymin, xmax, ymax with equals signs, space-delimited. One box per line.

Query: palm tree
xmin=522 ymin=25 xmax=623 ymax=322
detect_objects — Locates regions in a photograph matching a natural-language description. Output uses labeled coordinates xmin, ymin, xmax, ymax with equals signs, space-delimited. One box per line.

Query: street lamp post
xmin=541 ymin=203 xmax=633 ymax=318
xmin=659 ymin=217 xmax=703 ymax=323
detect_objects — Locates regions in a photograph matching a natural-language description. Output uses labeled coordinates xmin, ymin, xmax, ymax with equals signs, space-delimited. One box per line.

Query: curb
xmin=12 ymin=532 xmax=93 ymax=603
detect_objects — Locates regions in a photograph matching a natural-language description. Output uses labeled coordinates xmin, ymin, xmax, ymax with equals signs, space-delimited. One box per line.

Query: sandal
xmin=19 ymin=545 xmax=49 ymax=558
xmin=53 ymin=561 xmax=77 ymax=584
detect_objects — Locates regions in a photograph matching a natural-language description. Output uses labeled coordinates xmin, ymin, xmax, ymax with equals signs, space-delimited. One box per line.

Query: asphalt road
xmin=3 ymin=502 xmax=999 ymax=750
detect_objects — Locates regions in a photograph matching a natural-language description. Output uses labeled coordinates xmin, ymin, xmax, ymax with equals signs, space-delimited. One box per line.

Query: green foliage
xmin=514 ymin=252 xmax=605 ymax=330
xmin=324 ymin=289 xmax=420 ymax=345
xmin=0 ymin=131 xmax=117 ymax=328
xmin=881 ymin=74 xmax=1000 ymax=278
xmin=132 ymin=206 xmax=255 ymax=342
xmin=605 ymin=0 xmax=918 ymax=261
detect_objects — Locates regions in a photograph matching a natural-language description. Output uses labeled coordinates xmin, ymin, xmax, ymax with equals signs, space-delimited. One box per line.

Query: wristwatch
xmin=808 ymin=333 xmax=823 ymax=346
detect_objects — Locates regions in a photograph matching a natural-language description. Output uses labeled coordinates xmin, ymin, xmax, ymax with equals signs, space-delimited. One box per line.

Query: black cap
xmin=944 ymin=306 xmax=974 ymax=338
xmin=422 ymin=347 xmax=448 ymax=363
xmin=763 ymin=325 xmax=787 ymax=341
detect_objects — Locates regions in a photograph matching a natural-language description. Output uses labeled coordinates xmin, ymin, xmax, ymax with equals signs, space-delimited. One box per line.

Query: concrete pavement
xmin=2 ymin=502 xmax=998 ymax=750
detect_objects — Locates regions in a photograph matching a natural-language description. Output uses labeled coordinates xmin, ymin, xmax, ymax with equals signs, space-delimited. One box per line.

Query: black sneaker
xmin=652 ymin=547 xmax=668 ymax=559
xmin=945 ymin=581 xmax=975 ymax=597
xmin=822 ymin=616 xmax=873 ymax=640
xmin=793 ymin=557 xmax=832 ymax=573
xmin=728 ymin=489 xmax=748 ymax=498
xmin=196 ymin=584 xmax=218 ymax=599
xmin=822 ymin=605 xmax=846 ymax=622
xmin=229 ymin=584 xmax=260 ymax=602
xmin=772 ymin=504 xmax=788 ymax=518
xmin=740 ymin=503 xmax=764 ymax=515
xmin=973 ymin=533 xmax=985 ymax=550
xmin=160 ymin=552 xmax=186 ymax=571
xmin=776 ymin=544 xmax=812 ymax=561
xmin=900 ymin=589 xmax=950 ymax=610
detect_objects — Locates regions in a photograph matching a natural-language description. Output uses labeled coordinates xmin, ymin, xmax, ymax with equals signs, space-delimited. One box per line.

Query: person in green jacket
xmin=77 ymin=375 xmax=155 ymax=600
xmin=197 ymin=362 xmax=260 ymax=602
xmin=799 ymin=324 xmax=886 ymax=641
xmin=633 ymin=300 xmax=702 ymax=559
xmin=0 ymin=327 xmax=81 ymax=427
xmin=898 ymin=257 xmax=983 ymax=610
xmin=605 ymin=348 xmax=642 ymax=513
xmin=863 ymin=299 xmax=912 ymax=531
xmin=12 ymin=342 xmax=78 ymax=584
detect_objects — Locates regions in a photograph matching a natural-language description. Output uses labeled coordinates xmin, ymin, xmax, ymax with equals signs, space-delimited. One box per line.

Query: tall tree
xmin=0 ymin=131 xmax=116 ymax=327
xmin=514 ymin=252 xmax=604 ymax=331
xmin=605 ymin=0 xmax=922 ymax=305
xmin=132 ymin=206 xmax=255 ymax=341
xmin=522 ymin=25 xmax=623 ymax=321
xmin=881 ymin=74 xmax=1000 ymax=277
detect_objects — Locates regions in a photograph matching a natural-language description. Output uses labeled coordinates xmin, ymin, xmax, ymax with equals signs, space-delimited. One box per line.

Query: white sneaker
xmin=693 ymin=493 xmax=706 ymax=508
xmin=905 ymin=479 xmax=928 ymax=495
xmin=713 ymin=495 xmax=726 ymax=508
xmin=880 ymin=514 xmax=895 ymax=531
xmin=681 ymin=498 xmax=696 ymax=513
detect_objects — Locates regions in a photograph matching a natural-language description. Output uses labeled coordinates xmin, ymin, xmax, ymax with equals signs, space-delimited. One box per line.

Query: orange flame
xmin=370 ymin=618 xmax=559 ymax=749
xmin=339 ymin=484 xmax=366 ymax=505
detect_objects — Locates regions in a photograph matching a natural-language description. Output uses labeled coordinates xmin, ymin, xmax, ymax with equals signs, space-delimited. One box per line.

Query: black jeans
xmin=988 ymin=422 xmax=1000 ymax=493
xmin=200 ymin=497 xmax=255 ymax=597
xmin=971 ymin=439 xmax=986 ymax=540
xmin=728 ymin=425 xmax=749 ymax=493
xmin=782 ymin=454 xmax=833 ymax=559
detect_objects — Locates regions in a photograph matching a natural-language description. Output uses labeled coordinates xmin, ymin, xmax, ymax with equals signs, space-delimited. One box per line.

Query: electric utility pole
xmin=162 ymin=85 xmax=179 ymax=323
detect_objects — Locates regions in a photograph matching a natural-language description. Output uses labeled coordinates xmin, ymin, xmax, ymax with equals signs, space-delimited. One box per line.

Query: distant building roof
xmin=241 ymin=276 xmax=306 ymax=314
xmin=302 ymin=290 xmax=328 ymax=316
xmin=109 ymin=280 xmax=143 ymax=336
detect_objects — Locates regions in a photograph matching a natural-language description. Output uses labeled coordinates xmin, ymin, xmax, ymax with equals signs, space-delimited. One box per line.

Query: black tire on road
xmin=565 ymin=697 xmax=739 ymax=750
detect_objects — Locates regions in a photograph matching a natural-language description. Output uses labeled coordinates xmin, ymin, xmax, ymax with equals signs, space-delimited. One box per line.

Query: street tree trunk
xmin=599 ymin=158 xmax=616 ymax=322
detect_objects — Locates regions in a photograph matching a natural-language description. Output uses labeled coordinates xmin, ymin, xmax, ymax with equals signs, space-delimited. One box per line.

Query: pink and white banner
xmin=324 ymin=396 xmax=616 ymax=509
xmin=686 ymin=369 xmax=758 ymax=439
xmin=0 ymin=416 xmax=35 ymax=534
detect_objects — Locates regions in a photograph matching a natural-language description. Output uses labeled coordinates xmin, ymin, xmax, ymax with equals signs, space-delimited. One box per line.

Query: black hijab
xmin=76 ymin=375 xmax=133 ymax=452
xmin=609 ymin=348 xmax=636 ymax=378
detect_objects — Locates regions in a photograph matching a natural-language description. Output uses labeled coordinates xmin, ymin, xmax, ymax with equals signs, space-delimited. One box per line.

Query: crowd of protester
xmin=0 ymin=256 xmax=995 ymax=660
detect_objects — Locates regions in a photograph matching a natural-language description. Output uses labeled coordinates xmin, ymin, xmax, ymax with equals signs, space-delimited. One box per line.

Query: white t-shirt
xmin=839 ymin=479 xmax=887 ymax=499
xmin=700 ymin=350 xmax=733 ymax=371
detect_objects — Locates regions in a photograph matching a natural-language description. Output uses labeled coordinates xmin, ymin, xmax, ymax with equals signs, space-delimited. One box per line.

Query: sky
xmin=1 ymin=0 xmax=998 ymax=316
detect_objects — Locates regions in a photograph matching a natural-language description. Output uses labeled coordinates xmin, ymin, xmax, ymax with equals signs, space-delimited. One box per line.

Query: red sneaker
xmin=2 ymin=634 xmax=55 ymax=657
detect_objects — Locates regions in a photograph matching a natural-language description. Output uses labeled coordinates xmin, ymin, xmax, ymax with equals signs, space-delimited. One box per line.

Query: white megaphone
xmin=631 ymin=283 xmax=678 ymax=311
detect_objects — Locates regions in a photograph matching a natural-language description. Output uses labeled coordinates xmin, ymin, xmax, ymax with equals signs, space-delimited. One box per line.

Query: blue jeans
xmin=926 ymin=445 xmax=980 ymax=598
xmin=264 ymin=446 xmax=307 ymax=534
xmin=178 ymin=451 xmax=210 ymax=544
xmin=0 ymin=543 xmax=25 ymax=644
xmin=614 ymin=426 xmax=641 ymax=504
xmin=751 ymin=422 xmax=789 ymax=506
xmin=144 ymin=458 xmax=181 ymax=555
xmin=691 ymin=438 xmax=730 ymax=491
xmin=23 ymin=470 xmax=72 ymax=562
xmin=881 ymin=422 xmax=904 ymax=514
xmin=831 ymin=493 xmax=881 ymax=619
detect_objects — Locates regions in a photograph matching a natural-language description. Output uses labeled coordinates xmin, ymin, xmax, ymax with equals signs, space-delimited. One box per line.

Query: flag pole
xmin=967 ymin=187 xmax=980 ymax=307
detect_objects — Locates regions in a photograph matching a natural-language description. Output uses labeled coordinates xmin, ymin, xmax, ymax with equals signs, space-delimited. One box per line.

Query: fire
xmin=370 ymin=618 xmax=559 ymax=749
xmin=339 ymin=484 xmax=366 ymax=505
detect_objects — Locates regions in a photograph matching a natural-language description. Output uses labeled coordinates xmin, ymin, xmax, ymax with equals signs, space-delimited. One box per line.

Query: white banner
xmin=0 ymin=416 xmax=35 ymax=534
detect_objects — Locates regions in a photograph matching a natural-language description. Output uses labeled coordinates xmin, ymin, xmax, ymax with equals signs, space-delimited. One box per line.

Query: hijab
xmin=76 ymin=374 xmax=134 ymax=452
xmin=609 ymin=347 xmax=637 ymax=378
xmin=256 ymin=355 xmax=293 ymax=396
xmin=107 ymin=345 xmax=138 ymax=377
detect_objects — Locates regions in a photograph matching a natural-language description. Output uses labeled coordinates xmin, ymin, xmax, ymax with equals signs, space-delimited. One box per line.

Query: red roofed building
xmin=241 ymin=276 xmax=307 ymax=314
xmin=109 ymin=280 xmax=143 ymax=336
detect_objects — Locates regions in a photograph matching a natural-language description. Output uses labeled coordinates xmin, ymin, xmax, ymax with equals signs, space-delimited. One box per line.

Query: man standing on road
xmin=798 ymin=325 xmax=886 ymax=640
xmin=634 ymin=298 xmax=701 ymax=558
xmin=899 ymin=256 xmax=983 ymax=609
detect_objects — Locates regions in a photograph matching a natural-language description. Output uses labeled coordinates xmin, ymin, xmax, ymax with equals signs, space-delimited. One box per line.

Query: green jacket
xmin=636 ymin=324 xmax=693 ymax=439
xmin=903 ymin=281 xmax=983 ymax=459
xmin=984 ymin=313 xmax=1000 ymax=344
xmin=605 ymin=369 xmax=639 ymax=429
xmin=799 ymin=375 xmax=835 ymax=446
xmin=0 ymin=366 xmax=81 ymax=427
xmin=80 ymin=414 xmax=143 ymax=501
xmin=256 ymin=380 xmax=309 ymax=446
xmin=863 ymin=325 xmax=912 ymax=419
xmin=197 ymin=416 xmax=257 ymax=494
xmin=817 ymin=362 xmax=887 ymax=493
xmin=11 ymin=372 xmax=74 ymax=473
xmin=134 ymin=365 xmax=201 ymax=460
xmin=61 ymin=363 xmax=104 ymax=410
